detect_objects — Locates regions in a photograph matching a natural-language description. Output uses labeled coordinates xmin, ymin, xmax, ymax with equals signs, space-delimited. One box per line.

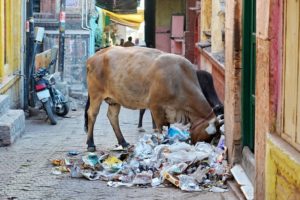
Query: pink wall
xmin=269 ymin=0 xmax=283 ymax=117
xmin=155 ymin=27 xmax=171 ymax=53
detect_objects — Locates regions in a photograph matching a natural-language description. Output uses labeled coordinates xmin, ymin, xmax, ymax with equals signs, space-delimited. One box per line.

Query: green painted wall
xmin=155 ymin=0 xmax=185 ymax=27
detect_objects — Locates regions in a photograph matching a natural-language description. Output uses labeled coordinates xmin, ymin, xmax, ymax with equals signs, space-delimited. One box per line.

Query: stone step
xmin=231 ymin=164 xmax=254 ymax=200
xmin=0 ymin=95 xmax=10 ymax=117
xmin=0 ymin=110 xmax=25 ymax=146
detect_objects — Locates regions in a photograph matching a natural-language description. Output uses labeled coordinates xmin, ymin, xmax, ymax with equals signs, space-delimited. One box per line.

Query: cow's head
xmin=189 ymin=113 xmax=224 ymax=144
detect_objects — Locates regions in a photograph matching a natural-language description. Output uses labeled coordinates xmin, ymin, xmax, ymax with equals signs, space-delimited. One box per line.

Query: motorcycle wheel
xmin=43 ymin=100 xmax=57 ymax=125
xmin=56 ymin=102 xmax=69 ymax=117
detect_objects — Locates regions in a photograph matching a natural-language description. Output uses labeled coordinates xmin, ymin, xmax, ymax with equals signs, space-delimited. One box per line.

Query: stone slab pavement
xmin=0 ymin=103 xmax=238 ymax=200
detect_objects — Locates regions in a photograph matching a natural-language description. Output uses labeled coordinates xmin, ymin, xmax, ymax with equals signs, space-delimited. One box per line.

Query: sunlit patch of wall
xmin=0 ymin=0 xmax=24 ymax=108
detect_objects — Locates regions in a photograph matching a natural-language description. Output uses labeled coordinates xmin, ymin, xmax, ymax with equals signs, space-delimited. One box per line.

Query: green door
xmin=242 ymin=0 xmax=256 ymax=152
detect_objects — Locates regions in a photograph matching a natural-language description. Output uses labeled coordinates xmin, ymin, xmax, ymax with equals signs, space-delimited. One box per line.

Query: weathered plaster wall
xmin=269 ymin=0 xmax=283 ymax=129
xmin=224 ymin=0 xmax=243 ymax=165
xmin=211 ymin=0 xmax=225 ymax=53
xmin=155 ymin=0 xmax=185 ymax=28
xmin=255 ymin=0 xmax=287 ymax=199
xmin=200 ymin=0 xmax=212 ymax=41
xmin=266 ymin=134 xmax=300 ymax=199
xmin=0 ymin=0 xmax=24 ymax=108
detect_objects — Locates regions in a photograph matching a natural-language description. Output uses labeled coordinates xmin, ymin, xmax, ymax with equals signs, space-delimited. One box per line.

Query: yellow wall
xmin=266 ymin=134 xmax=300 ymax=200
xmin=0 ymin=0 xmax=23 ymax=107
xmin=0 ymin=1 xmax=4 ymax=79
xmin=155 ymin=0 xmax=185 ymax=27
xmin=200 ymin=0 xmax=212 ymax=41
xmin=0 ymin=0 xmax=22 ymax=82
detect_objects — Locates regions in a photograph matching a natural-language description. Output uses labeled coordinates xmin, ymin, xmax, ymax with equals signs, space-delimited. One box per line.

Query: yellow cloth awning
xmin=102 ymin=9 xmax=144 ymax=29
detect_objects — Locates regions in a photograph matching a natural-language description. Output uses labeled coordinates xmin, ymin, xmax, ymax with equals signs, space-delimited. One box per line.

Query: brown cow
xmin=84 ymin=46 xmax=218 ymax=152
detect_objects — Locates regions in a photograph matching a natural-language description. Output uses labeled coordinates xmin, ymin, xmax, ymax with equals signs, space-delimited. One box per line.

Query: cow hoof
xmin=121 ymin=142 xmax=130 ymax=148
xmin=87 ymin=146 xmax=96 ymax=152
xmin=153 ymin=128 xmax=159 ymax=133
xmin=137 ymin=127 xmax=146 ymax=132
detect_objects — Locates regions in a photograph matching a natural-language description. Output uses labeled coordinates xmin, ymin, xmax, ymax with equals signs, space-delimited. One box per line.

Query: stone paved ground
xmin=0 ymin=103 xmax=238 ymax=200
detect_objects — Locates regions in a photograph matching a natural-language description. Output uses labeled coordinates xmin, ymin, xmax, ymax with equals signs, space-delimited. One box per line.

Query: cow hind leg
xmin=86 ymin=95 xmax=103 ymax=152
xmin=107 ymin=104 xmax=129 ymax=147
xmin=137 ymin=109 xmax=146 ymax=132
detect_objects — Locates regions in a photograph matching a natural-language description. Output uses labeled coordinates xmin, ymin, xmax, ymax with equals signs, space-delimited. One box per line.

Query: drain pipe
xmin=58 ymin=0 xmax=66 ymax=81
xmin=85 ymin=0 xmax=91 ymax=29
xmin=81 ymin=0 xmax=89 ymax=30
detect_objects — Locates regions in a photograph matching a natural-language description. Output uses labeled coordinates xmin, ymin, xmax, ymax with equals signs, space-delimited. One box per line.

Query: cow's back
xmin=86 ymin=47 xmax=208 ymax=116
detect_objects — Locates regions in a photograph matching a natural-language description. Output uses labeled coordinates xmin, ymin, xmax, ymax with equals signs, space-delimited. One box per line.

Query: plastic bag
xmin=169 ymin=141 xmax=193 ymax=152
xmin=81 ymin=171 xmax=101 ymax=181
xmin=82 ymin=153 xmax=99 ymax=168
xmin=167 ymin=126 xmax=190 ymax=141
xmin=102 ymin=156 xmax=123 ymax=173
xmin=132 ymin=170 xmax=153 ymax=185
xmin=166 ymin=163 xmax=188 ymax=174
xmin=191 ymin=166 xmax=209 ymax=183
xmin=107 ymin=181 xmax=133 ymax=188
xmin=178 ymin=175 xmax=201 ymax=192
xmin=134 ymin=135 xmax=154 ymax=159
xmin=151 ymin=177 xmax=162 ymax=187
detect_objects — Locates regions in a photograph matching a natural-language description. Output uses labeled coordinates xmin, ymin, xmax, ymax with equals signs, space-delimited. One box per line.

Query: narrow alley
xmin=0 ymin=103 xmax=237 ymax=200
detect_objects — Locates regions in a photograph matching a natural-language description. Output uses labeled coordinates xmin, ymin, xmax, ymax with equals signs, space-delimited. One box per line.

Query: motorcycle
xmin=33 ymin=67 xmax=69 ymax=125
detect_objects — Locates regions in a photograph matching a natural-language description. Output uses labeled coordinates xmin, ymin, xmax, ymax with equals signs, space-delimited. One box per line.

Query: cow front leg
xmin=107 ymin=104 xmax=129 ymax=147
xmin=150 ymin=112 xmax=158 ymax=131
xmin=149 ymin=107 xmax=166 ymax=133
xmin=86 ymin=96 xmax=103 ymax=152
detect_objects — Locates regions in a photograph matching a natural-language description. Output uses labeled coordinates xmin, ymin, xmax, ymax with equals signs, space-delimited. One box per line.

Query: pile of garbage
xmin=50 ymin=123 xmax=230 ymax=192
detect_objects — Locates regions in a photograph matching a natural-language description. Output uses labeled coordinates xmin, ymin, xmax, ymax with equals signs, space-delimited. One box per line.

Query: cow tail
xmin=84 ymin=94 xmax=90 ymax=133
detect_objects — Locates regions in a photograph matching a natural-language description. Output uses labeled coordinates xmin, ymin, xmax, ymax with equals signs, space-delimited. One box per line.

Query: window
xmin=281 ymin=0 xmax=300 ymax=151
xmin=33 ymin=0 xmax=41 ymax=13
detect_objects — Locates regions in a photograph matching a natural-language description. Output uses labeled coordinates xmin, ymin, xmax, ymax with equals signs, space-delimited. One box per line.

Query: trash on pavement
xmin=167 ymin=123 xmax=190 ymax=142
xmin=51 ymin=159 xmax=65 ymax=166
xmin=132 ymin=171 xmax=153 ymax=185
xmin=178 ymin=175 xmax=202 ymax=192
xmin=82 ymin=153 xmax=100 ymax=168
xmin=151 ymin=177 xmax=162 ymax=187
xmin=51 ymin=166 xmax=69 ymax=175
xmin=70 ymin=165 xmax=83 ymax=178
xmin=163 ymin=172 xmax=180 ymax=187
xmin=107 ymin=181 xmax=134 ymax=188
xmin=102 ymin=156 xmax=123 ymax=173
xmin=82 ymin=171 xmax=101 ymax=181
xmin=67 ymin=150 xmax=80 ymax=156
xmin=49 ymin=122 xmax=230 ymax=193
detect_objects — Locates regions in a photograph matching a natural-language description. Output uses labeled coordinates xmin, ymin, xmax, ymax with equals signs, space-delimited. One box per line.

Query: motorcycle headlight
xmin=49 ymin=76 xmax=56 ymax=85
xmin=45 ymin=74 xmax=56 ymax=85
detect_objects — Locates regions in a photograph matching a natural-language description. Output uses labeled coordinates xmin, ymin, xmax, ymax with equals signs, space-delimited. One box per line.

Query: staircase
xmin=0 ymin=95 xmax=25 ymax=146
